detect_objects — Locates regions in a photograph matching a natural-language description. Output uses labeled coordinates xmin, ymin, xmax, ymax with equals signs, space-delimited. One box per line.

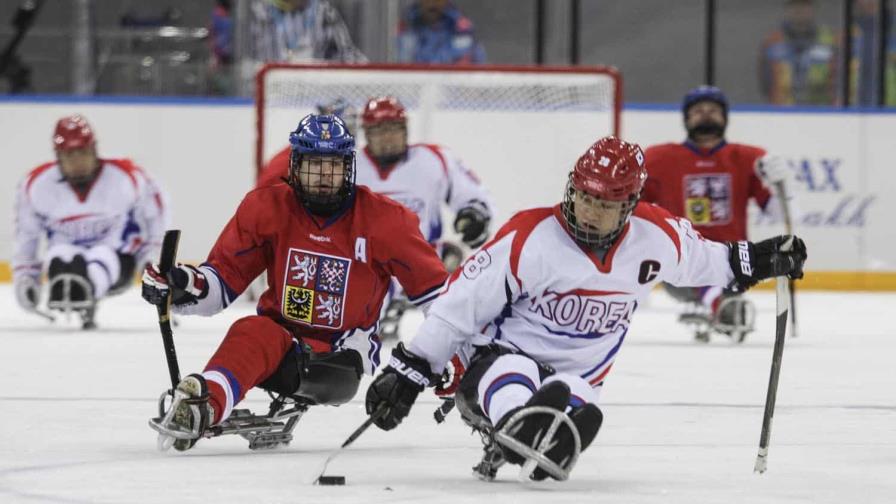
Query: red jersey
xmin=204 ymin=184 xmax=447 ymax=349
xmin=641 ymin=141 xmax=771 ymax=242
xmin=257 ymin=146 xmax=291 ymax=188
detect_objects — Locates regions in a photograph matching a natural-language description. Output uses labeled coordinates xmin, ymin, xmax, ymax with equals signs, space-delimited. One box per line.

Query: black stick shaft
xmin=757 ymin=283 xmax=788 ymax=456
xmin=157 ymin=230 xmax=182 ymax=390
xmin=755 ymin=237 xmax=793 ymax=473
xmin=341 ymin=405 xmax=387 ymax=449
xmin=314 ymin=406 xmax=388 ymax=483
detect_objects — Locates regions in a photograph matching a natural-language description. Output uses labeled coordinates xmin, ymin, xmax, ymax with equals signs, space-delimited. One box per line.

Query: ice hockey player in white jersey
xmin=356 ymin=96 xmax=495 ymax=337
xmin=364 ymin=136 xmax=807 ymax=481
xmin=12 ymin=115 xmax=169 ymax=328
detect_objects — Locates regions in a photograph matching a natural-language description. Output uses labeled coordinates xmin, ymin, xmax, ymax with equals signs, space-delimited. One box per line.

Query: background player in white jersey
xmin=12 ymin=115 xmax=169 ymax=328
xmin=364 ymin=136 xmax=807 ymax=481
xmin=357 ymin=95 xmax=495 ymax=338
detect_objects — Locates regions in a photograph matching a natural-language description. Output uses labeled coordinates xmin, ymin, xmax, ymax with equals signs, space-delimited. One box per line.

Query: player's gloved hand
xmin=439 ymin=240 xmax=464 ymax=274
xmin=141 ymin=263 xmax=209 ymax=307
xmin=453 ymin=205 xmax=490 ymax=248
xmin=728 ymin=235 xmax=807 ymax=292
xmin=435 ymin=354 xmax=466 ymax=397
xmin=14 ymin=275 xmax=40 ymax=312
xmin=755 ymin=155 xmax=789 ymax=186
xmin=366 ymin=342 xmax=436 ymax=430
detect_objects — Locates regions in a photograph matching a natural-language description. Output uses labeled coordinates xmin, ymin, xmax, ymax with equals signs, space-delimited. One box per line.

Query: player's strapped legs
xmin=46 ymin=243 xmax=122 ymax=299
xmin=258 ymin=345 xmax=363 ymax=406
xmin=201 ymin=315 xmax=295 ymax=424
xmin=477 ymin=354 xmax=542 ymax=425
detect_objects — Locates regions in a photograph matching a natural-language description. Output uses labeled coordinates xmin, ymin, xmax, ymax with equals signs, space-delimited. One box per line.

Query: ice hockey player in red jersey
xmin=642 ymin=85 xmax=791 ymax=342
xmin=364 ymin=136 xmax=807 ymax=481
xmin=13 ymin=115 xmax=168 ymax=329
xmin=259 ymin=96 xmax=494 ymax=339
xmin=141 ymin=114 xmax=447 ymax=451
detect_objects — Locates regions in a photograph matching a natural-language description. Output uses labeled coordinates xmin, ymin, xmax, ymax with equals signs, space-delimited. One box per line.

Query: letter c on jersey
xmin=638 ymin=260 xmax=661 ymax=284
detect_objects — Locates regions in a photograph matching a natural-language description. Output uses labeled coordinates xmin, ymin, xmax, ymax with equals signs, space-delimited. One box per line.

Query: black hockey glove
xmin=366 ymin=342 xmax=436 ymax=431
xmin=141 ymin=263 xmax=209 ymax=307
xmin=453 ymin=205 xmax=490 ymax=248
xmin=728 ymin=235 xmax=807 ymax=292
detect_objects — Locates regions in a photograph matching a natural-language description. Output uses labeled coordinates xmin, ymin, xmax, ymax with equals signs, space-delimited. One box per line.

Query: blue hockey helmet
xmin=288 ymin=114 xmax=356 ymax=215
xmin=316 ymin=97 xmax=358 ymax=134
xmin=682 ymin=85 xmax=729 ymax=120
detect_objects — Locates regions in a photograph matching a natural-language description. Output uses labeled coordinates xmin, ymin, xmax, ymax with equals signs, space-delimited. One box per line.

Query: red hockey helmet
xmin=361 ymin=96 xmax=407 ymax=127
xmin=562 ymin=136 xmax=647 ymax=248
xmin=571 ymin=136 xmax=646 ymax=201
xmin=53 ymin=115 xmax=96 ymax=151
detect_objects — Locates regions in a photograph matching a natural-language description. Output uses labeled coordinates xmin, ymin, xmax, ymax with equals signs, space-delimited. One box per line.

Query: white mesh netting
xmin=256 ymin=64 xmax=621 ymax=223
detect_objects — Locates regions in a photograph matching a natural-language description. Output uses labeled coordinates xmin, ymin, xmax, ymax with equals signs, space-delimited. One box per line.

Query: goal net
xmin=256 ymin=63 xmax=622 ymax=222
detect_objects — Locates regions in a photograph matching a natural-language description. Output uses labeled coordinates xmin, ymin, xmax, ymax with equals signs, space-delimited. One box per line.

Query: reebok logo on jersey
xmin=308 ymin=233 xmax=331 ymax=243
xmin=388 ymin=356 xmax=430 ymax=387
xmin=638 ymin=260 xmax=661 ymax=284
xmin=737 ymin=241 xmax=753 ymax=276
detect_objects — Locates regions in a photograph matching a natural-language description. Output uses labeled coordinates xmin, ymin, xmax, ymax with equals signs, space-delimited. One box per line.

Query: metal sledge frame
xmin=46 ymin=273 xmax=96 ymax=328
xmin=463 ymin=405 xmax=581 ymax=482
xmin=150 ymin=390 xmax=313 ymax=451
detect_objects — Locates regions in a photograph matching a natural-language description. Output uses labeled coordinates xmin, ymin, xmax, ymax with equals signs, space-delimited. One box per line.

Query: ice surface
xmin=1 ymin=286 xmax=894 ymax=503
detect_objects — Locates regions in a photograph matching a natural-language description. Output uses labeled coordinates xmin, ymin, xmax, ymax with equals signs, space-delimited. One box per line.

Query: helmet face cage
xmin=289 ymin=151 xmax=356 ymax=215
xmin=561 ymin=173 xmax=639 ymax=249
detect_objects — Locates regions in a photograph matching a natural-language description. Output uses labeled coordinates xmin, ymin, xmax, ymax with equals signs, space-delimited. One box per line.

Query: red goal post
xmin=255 ymin=63 xmax=622 ymax=216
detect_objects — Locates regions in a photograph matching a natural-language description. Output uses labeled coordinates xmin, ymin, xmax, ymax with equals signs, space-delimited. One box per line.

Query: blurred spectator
xmin=209 ymin=0 xmax=234 ymax=95
xmin=849 ymin=0 xmax=896 ymax=106
xmin=248 ymin=0 xmax=367 ymax=63
xmin=396 ymin=0 xmax=486 ymax=64
xmin=759 ymin=0 xmax=837 ymax=105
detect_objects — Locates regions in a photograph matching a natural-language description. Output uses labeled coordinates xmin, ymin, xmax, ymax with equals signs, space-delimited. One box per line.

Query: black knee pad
xmin=297 ymin=350 xmax=363 ymax=405
xmin=259 ymin=346 xmax=363 ymax=406
xmin=109 ymin=253 xmax=137 ymax=292
xmin=455 ymin=345 xmax=554 ymax=428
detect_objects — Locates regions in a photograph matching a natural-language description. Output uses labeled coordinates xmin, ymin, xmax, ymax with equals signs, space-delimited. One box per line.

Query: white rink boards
xmin=1 ymin=285 xmax=893 ymax=504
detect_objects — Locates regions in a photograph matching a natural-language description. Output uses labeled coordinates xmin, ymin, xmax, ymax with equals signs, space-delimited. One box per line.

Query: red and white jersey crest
xmin=408 ymin=202 xmax=734 ymax=387
xmin=281 ymin=248 xmax=351 ymax=329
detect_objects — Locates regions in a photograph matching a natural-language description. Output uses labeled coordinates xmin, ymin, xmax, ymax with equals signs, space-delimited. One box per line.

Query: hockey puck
xmin=317 ymin=475 xmax=346 ymax=486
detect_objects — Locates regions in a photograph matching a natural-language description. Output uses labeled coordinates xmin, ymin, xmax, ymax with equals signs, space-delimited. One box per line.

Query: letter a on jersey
xmin=355 ymin=237 xmax=367 ymax=263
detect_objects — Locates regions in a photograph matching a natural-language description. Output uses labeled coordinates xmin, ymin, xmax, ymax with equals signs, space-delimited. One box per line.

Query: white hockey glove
xmin=14 ymin=275 xmax=40 ymax=312
xmin=755 ymin=155 xmax=789 ymax=186
xmin=141 ymin=263 xmax=209 ymax=307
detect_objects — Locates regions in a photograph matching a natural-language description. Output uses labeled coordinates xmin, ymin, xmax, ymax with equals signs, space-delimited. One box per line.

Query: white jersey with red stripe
xmin=407 ymin=202 xmax=735 ymax=389
xmin=355 ymin=143 xmax=493 ymax=243
xmin=12 ymin=158 xmax=169 ymax=281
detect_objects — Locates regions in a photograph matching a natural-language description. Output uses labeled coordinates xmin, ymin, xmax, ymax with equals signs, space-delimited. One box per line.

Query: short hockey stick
xmin=754 ymin=236 xmax=793 ymax=474
xmin=156 ymin=230 xmax=182 ymax=390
